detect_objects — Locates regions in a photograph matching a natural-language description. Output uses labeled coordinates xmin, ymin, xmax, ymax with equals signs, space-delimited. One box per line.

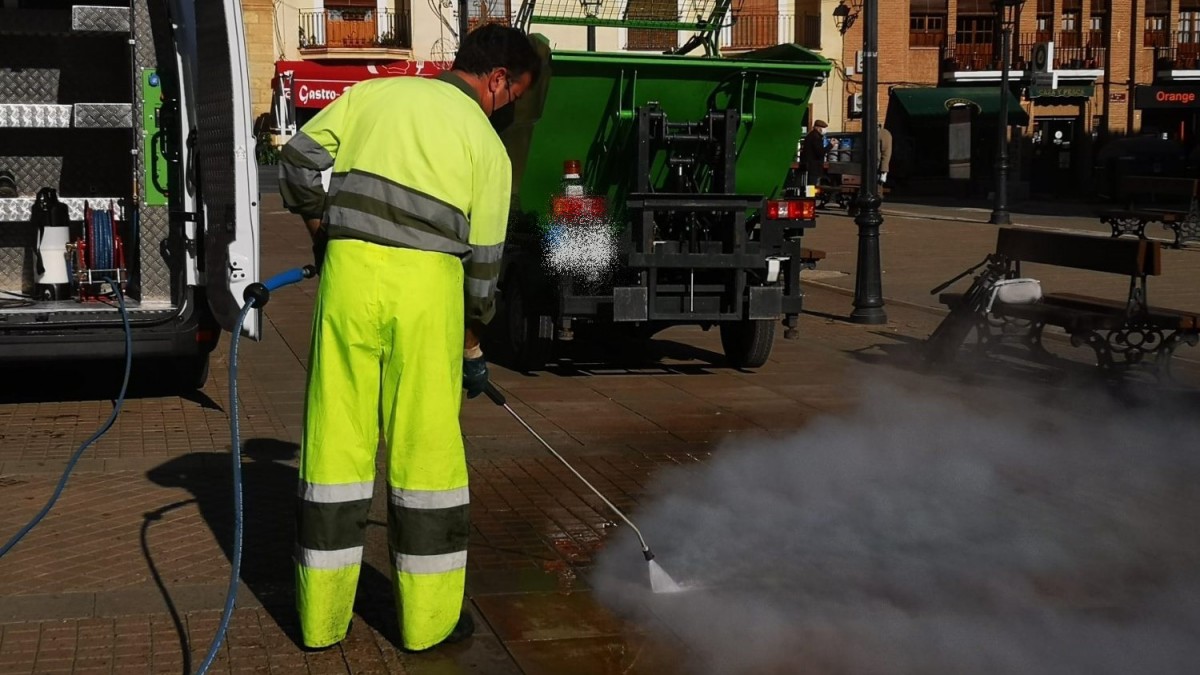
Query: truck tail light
xmin=766 ymin=199 xmax=816 ymax=221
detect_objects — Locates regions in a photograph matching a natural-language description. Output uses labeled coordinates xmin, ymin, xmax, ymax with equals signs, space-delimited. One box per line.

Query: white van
xmin=0 ymin=0 xmax=260 ymax=388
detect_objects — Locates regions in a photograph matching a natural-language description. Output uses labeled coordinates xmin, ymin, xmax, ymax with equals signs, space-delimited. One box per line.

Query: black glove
xmin=462 ymin=354 xmax=489 ymax=399
xmin=312 ymin=227 xmax=328 ymax=274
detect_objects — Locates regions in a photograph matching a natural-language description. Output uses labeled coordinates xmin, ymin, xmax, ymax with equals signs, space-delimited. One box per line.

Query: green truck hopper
xmin=488 ymin=7 xmax=832 ymax=370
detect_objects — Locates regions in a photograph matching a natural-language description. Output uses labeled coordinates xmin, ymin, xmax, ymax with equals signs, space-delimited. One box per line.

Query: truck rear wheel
xmin=720 ymin=319 xmax=776 ymax=369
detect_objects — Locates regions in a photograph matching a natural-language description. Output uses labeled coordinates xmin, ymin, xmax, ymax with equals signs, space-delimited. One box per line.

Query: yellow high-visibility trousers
xmin=296 ymin=238 xmax=468 ymax=651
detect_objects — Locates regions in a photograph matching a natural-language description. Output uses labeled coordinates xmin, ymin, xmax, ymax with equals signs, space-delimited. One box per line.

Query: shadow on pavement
xmin=883 ymin=193 xmax=1103 ymax=220
xmin=140 ymin=498 xmax=199 ymax=675
xmin=489 ymin=327 xmax=736 ymax=376
xmin=0 ymin=360 xmax=221 ymax=409
xmin=848 ymin=329 xmax=1200 ymax=410
xmin=143 ymin=438 xmax=402 ymax=654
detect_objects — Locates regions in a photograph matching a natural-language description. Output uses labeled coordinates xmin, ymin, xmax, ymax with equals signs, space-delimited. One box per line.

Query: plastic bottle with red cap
xmin=561 ymin=159 xmax=584 ymax=197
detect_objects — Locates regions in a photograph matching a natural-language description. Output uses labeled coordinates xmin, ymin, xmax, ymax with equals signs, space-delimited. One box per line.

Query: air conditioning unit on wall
xmin=849 ymin=93 xmax=863 ymax=117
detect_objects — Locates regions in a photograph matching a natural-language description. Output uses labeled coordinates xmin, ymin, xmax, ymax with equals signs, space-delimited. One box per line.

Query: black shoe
xmin=406 ymin=611 xmax=475 ymax=652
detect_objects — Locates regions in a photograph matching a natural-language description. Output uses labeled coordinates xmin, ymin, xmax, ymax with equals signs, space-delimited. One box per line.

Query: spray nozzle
xmin=643 ymin=548 xmax=655 ymax=562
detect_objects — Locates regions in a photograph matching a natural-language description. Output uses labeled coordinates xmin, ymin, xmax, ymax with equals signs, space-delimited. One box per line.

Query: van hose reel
xmin=67 ymin=201 xmax=128 ymax=301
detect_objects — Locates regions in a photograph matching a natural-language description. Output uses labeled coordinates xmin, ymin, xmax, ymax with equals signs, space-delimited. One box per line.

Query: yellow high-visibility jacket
xmin=279 ymin=72 xmax=511 ymax=324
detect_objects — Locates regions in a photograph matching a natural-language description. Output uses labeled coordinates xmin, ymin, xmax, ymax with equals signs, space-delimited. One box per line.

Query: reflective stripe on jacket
xmin=278 ymin=73 xmax=511 ymax=324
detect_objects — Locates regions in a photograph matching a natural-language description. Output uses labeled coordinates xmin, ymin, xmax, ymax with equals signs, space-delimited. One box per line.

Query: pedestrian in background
xmin=879 ymin=123 xmax=893 ymax=185
xmin=801 ymin=119 xmax=829 ymax=185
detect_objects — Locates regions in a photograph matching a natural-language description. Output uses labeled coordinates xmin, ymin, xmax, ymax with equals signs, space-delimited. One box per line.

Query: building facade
xmin=835 ymin=0 xmax=1200 ymax=195
xmin=242 ymin=1 xmax=833 ymax=138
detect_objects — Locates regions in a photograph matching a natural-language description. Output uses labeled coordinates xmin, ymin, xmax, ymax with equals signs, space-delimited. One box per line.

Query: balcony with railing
xmin=940 ymin=31 xmax=1105 ymax=82
xmin=298 ymin=7 xmax=412 ymax=57
xmin=1153 ymin=31 xmax=1200 ymax=79
xmin=718 ymin=13 xmax=821 ymax=52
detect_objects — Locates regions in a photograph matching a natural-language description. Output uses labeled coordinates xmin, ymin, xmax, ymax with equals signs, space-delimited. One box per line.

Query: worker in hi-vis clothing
xmin=277 ymin=24 xmax=540 ymax=652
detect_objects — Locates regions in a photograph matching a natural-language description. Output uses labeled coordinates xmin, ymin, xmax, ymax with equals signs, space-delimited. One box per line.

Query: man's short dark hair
xmin=452 ymin=24 xmax=541 ymax=84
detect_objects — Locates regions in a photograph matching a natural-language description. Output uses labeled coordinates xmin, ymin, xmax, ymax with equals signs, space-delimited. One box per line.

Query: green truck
xmin=485 ymin=1 xmax=832 ymax=369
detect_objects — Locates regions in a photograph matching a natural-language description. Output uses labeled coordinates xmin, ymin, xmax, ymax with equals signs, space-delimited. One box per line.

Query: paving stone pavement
xmin=1 ymin=194 xmax=1197 ymax=674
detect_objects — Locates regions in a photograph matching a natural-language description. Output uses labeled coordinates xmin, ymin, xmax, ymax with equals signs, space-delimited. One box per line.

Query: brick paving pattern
xmin=1 ymin=195 xmax=1197 ymax=673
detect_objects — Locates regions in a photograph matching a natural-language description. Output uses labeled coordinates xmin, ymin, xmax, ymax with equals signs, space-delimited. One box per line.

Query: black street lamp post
xmin=989 ymin=0 xmax=1026 ymax=226
xmin=582 ymin=0 xmax=601 ymax=51
xmin=850 ymin=0 xmax=886 ymax=324
xmin=458 ymin=0 xmax=470 ymax=42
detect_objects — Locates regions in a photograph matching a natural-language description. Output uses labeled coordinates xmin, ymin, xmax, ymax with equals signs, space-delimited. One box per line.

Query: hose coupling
xmin=243 ymin=283 xmax=270 ymax=308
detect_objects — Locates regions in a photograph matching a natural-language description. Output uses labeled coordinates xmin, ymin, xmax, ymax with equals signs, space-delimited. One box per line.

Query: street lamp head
xmin=579 ymin=0 xmax=603 ymax=17
xmin=832 ymin=0 xmax=859 ymax=34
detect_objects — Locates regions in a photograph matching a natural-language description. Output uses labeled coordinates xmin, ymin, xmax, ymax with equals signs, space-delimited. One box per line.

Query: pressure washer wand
xmin=483 ymin=383 xmax=657 ymax=562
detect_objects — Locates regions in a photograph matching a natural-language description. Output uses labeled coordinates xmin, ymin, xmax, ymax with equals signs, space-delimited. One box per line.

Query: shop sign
xmin=1109 ymin=92 xmax=1127 ymax=102
xmin=943 ymin=97 xmax=981 ymax=113
xmin=1028 ymin=84 xmax=1094 ymax=99
xmin=296 ymin=84 xmax=354 ymax=107
xmin=1134 ymin=85 xmax=1200 ymax=109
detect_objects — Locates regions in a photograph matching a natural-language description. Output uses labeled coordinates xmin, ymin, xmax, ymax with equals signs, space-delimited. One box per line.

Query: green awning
xmin=891 ymin=87 xmax=1030 ymax=126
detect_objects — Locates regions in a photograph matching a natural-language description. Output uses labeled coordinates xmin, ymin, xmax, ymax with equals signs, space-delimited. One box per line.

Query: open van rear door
xmin=192 ymin=0 xmax=261 ymax=339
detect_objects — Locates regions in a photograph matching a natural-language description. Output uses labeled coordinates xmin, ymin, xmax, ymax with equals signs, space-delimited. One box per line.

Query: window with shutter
xmin=910 ymin=0 xmax=947 ymax=47
xmin=1145 ymin=0 xmax=1169 ymax=47
xmin=956 ymin=0 xmax=994 ymax=15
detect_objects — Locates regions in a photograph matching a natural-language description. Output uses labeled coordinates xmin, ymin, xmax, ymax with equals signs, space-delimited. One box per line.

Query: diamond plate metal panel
xmin=133 ymin=0 xmax=171 ymax=302
xmin=0 ymin=104 xmax=71 ymax=128
xmin=0 ymin=226 xmax=34 ymax=293
xmin=0 ymin=157 xmax=62 ymax=195
xmin=138 ymin=205 xmax=170 ymax=300
xmin=73 ymin=103 xmax=132 ymax=128
xmin=0 ymin=9 xmax=71 ymax=35
xmin=0 ymin=137 xmax=131 ymax=197
xmin=0 ymin=69 xmax=60 ymax=104
xmin=72 ymin=5 xmax=131 ymax=33
xmin=0 ymin=197 xmax=125 ymax=222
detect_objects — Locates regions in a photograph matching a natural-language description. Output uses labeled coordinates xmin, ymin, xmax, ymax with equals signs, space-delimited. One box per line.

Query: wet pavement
xmin=1 ymin=194 xmax=1197 ymax=674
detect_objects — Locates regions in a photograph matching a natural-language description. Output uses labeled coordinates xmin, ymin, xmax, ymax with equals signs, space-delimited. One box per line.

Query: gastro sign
xmin=296 ymin=83 xmax=354 ymax=107
xmin=275 ymin=60 xmax=450 ymax=109
xmin=1135 ymin=85 xmax=1200 ymax=109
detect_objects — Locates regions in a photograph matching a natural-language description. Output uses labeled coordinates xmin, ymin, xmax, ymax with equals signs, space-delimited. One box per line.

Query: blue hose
xmin=0 ymin=278 xmax=132 ymax=559
xmin=263 ymin=267 xmax=308 ymax=290
xmin=194 ymin=265 xmax=315 ymax=675
xmin=0 ymin=266 xmax=315 ymax=675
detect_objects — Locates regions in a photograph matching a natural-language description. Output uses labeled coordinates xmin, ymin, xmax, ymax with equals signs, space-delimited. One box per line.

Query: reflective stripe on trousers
xmin=297 ymin=238 xmax=468 ymax=651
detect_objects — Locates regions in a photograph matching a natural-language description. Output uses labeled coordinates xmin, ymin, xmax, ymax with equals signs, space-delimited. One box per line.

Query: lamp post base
xmin=849 ymin=306 xmax=888 ymax=324
xmin=850 ymin=192 xmax=887 ymax=325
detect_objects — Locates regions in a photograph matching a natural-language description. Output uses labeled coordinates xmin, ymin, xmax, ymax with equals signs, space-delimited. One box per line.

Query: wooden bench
xmin=816 ymin=172 xmax=892 ymax=213
xmin=927 ymin=227 xmax=1199 ymax=377
xmin=1098 ymin=175 xmax=1199 ymax=248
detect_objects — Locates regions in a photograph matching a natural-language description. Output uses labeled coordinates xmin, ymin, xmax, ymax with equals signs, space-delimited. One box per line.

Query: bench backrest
xmin=995 ymin=227 xmax=1161 ymax=277
xmin=1119 ymin=175 xmax=1198 ymax=200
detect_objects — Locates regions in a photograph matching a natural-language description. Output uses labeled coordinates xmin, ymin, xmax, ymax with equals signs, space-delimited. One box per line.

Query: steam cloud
xmin=592 ymin=378 xmax=1200 ymax=674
